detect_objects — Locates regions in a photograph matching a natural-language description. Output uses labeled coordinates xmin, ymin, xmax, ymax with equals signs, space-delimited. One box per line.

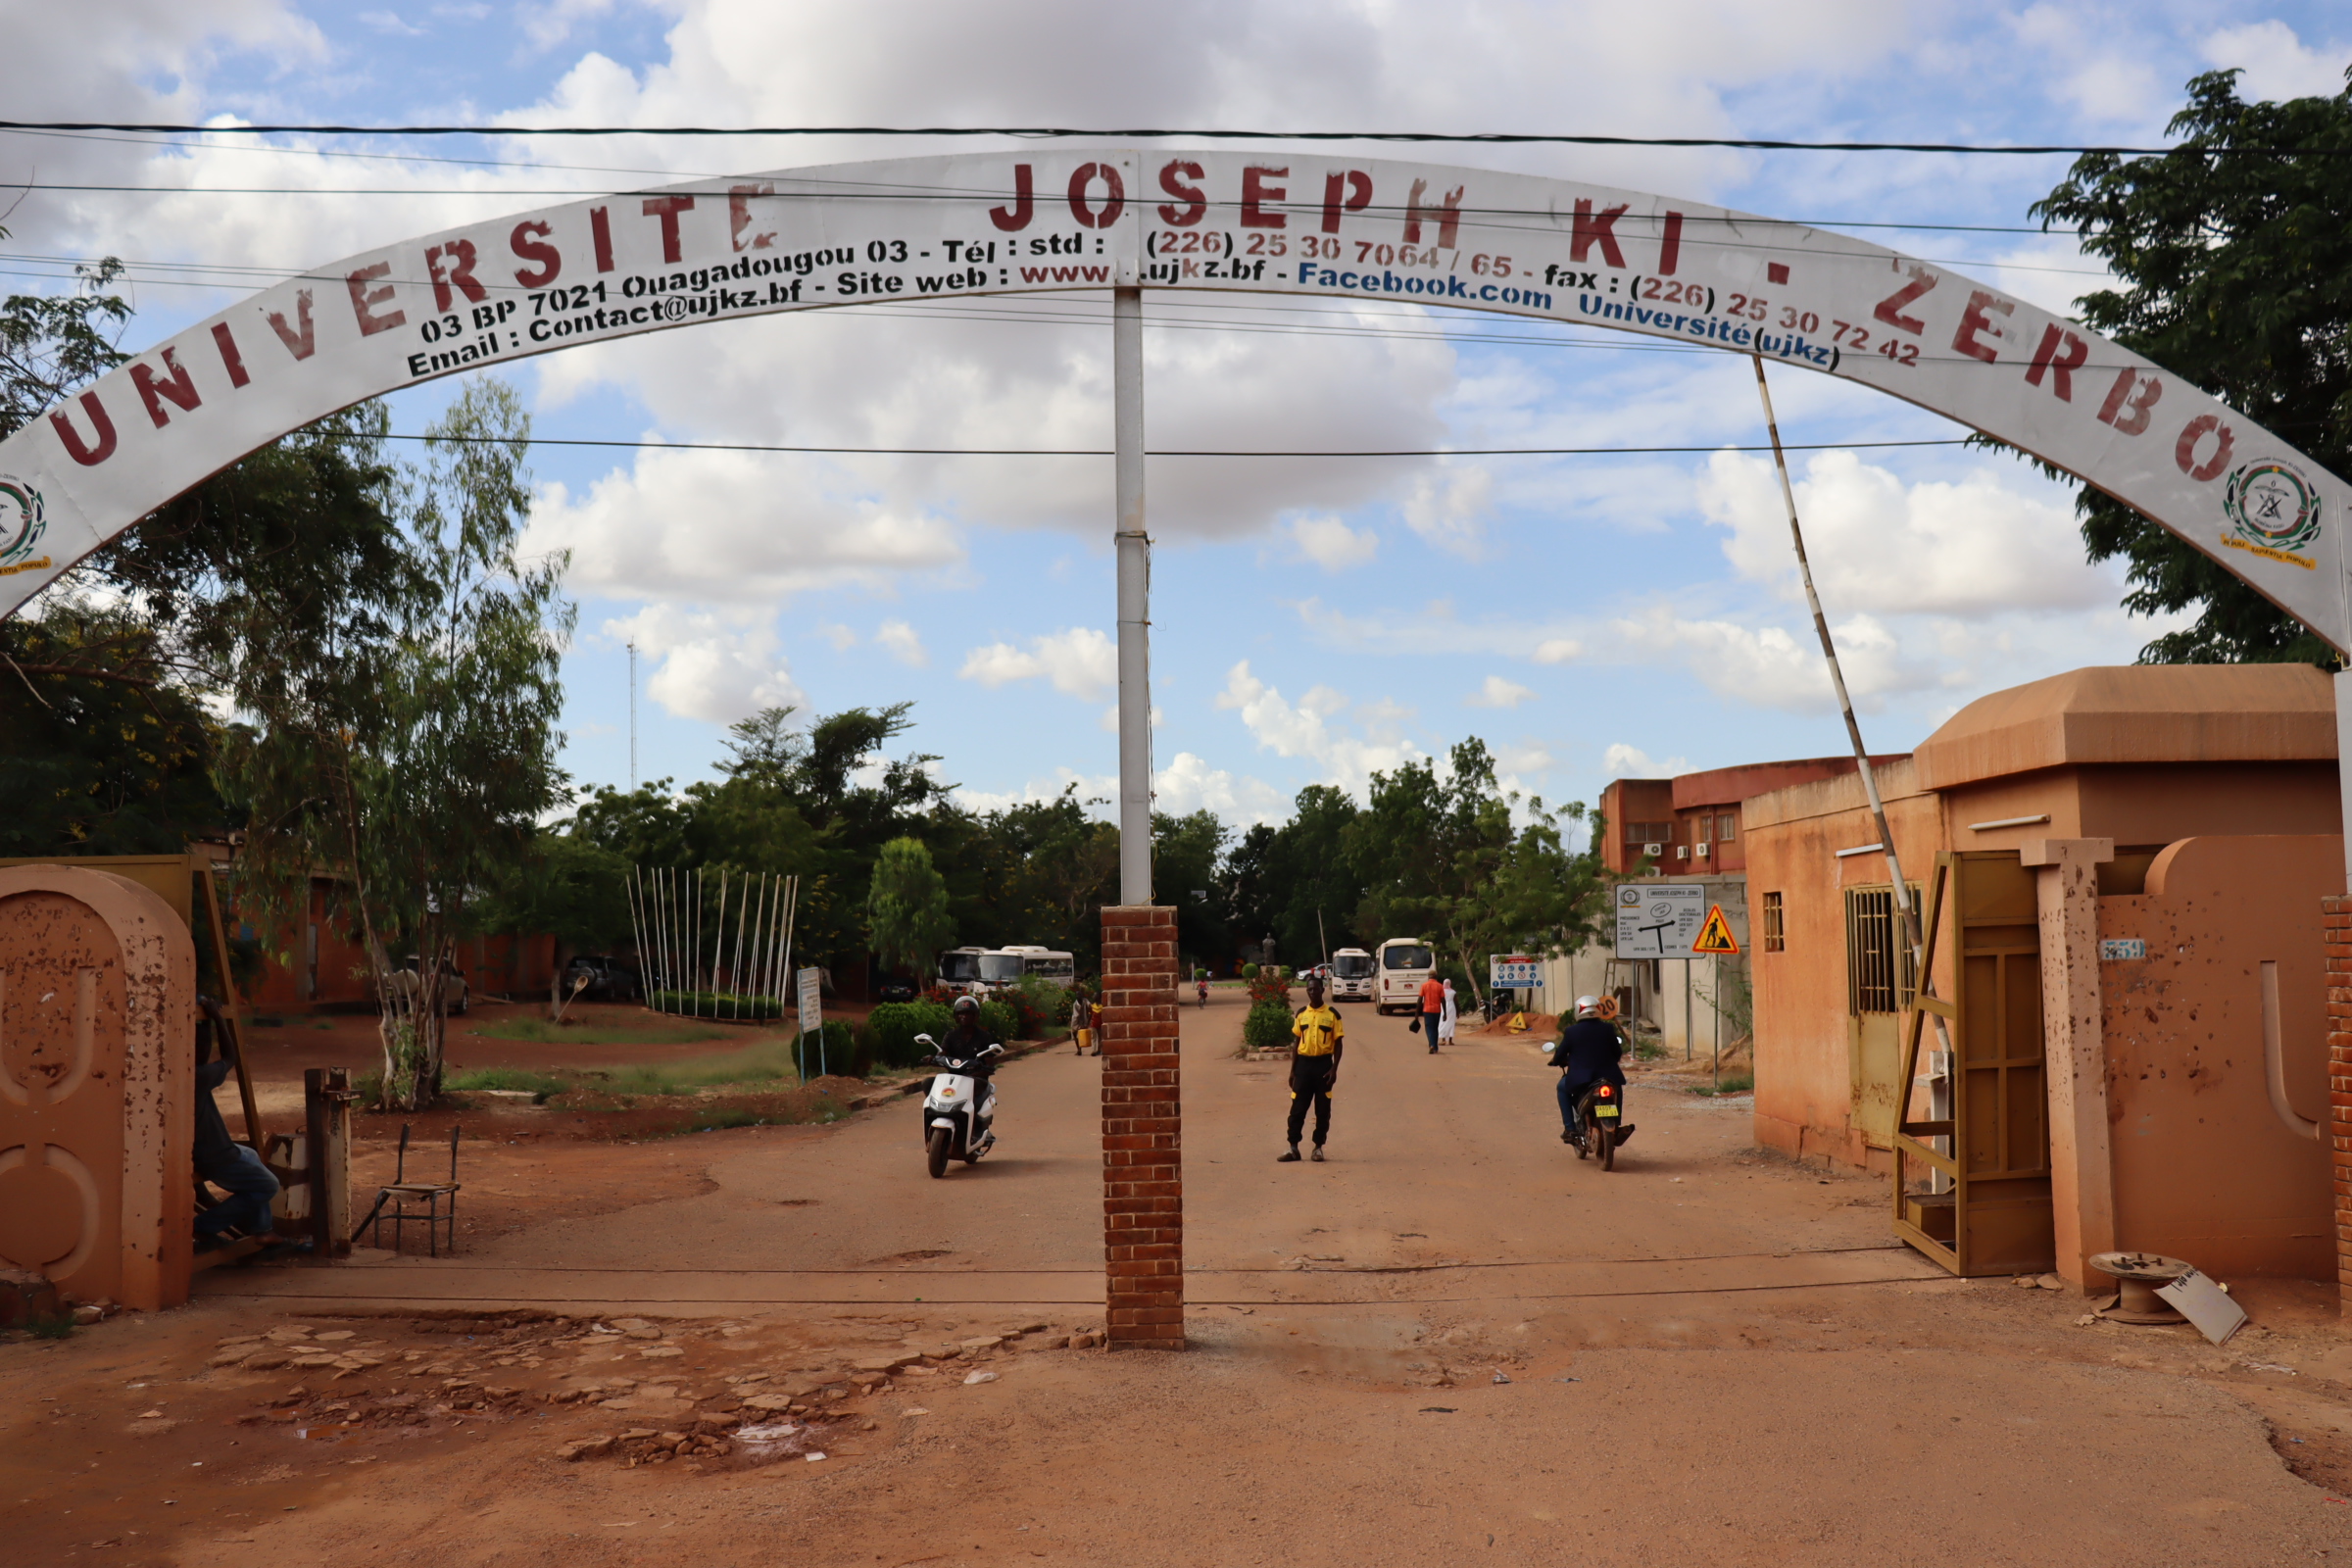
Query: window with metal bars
xmin=1844 ymin=886 xmax=1917 ymax=1014
xmin=1761 ymin=891 xmax=1785 ymax=953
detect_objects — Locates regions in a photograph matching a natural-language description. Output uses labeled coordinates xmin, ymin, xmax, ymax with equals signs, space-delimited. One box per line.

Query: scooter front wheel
xmin=926 ymin=1127 xmax=952 ymax=1179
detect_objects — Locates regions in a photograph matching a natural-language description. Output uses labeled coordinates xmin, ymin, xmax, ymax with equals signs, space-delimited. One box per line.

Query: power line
xmin=370 ymin=432 xmax=1969 ymax=458
xmin=0 ymin=120 xmax=2298 ymax=155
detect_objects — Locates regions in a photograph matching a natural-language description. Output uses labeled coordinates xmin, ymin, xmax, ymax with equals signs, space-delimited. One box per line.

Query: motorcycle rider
xmin=1549 ymin=995 xmax=1635 ymax=1149
xmin=938 ymin=994 xmax=1004 ymax=1114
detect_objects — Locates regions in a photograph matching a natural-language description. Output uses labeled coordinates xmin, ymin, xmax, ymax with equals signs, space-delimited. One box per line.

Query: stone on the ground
xmin=853 ymin=1352 xmax=919 ymax=1373
xmin=611 ymin=1318 xmax=662 ymax=1340
xmin=639 ymin=1346 xmax=684 ymax=1358
xmin=958 ymin=1336 xmax=1004 ymax=1352
xmin=963 ymin=1370 xmax=999 ymax=1385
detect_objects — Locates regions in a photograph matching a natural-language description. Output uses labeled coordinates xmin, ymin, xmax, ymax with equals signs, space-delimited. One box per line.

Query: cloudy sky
xmin=7 ymin=1 xmax=2347 ymax=833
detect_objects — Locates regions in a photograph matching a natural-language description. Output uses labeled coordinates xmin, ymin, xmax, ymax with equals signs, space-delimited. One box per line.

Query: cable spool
xmin=2087 ymin=1250 xmax=2193 ymax=1325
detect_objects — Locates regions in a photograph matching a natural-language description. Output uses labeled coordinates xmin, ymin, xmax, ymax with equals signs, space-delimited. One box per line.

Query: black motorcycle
xmin=1572 ymin=1080 xmax=1635 ymax=1171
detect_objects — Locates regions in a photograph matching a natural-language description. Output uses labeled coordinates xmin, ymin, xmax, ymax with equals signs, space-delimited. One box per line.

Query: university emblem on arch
xmin=2222 ymin=458 xmax=2322 ymax=569
xmin=0 ymin=473 xmax=47 ymax=574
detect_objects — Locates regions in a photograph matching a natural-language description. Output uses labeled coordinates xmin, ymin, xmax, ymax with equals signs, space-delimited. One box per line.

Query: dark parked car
xmin=875 ymin=975 xmax=919 ymax=1004
xmin=563 ymin=955 xmax=642 ymax=1003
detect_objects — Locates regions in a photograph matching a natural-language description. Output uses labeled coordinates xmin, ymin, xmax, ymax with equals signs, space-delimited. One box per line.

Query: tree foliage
xmin=2033 ymin=67 xmax=2352 ymax=664
xmin=226 ymin=378 xmax=571 ymax=1109
xmin=865 ymin=835 xmax=956 ymax=979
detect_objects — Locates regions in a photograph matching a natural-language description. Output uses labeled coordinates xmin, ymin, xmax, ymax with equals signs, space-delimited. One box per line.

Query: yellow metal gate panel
xmin=1892 ymin=853 xmax=2056 ymax=1277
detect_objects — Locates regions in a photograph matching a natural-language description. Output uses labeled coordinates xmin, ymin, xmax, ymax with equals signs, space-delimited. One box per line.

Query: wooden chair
xmin=353 ymin=1124 xmax=462 ymax=1256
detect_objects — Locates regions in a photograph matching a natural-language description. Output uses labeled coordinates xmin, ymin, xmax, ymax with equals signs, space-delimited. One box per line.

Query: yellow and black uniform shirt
xmin=1292 ymin=1004 xmax=1345 ymax=1056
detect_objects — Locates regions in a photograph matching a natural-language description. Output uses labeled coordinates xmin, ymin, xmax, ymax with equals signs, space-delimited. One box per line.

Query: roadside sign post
xmin=1490 ymin=953 xmax=1540 ymax=1012
xmin=797 ymin=966 xmax=823 ymax=1081
xmin=1690 ymin=904 xmax=1743 ymax=1088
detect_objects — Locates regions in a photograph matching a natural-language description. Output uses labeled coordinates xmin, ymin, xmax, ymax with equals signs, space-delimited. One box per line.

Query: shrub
xmin=793 ymin=1018 xmax=858 ymax=1078
xmin=649 ymin=988 xmax=785 ymax=1020
xmin=866 ymin=1001 xmax=953 ymax=1068
xmin=1242 ymin=962 xmax=1258 ymax=980
xmin=979 ymin=997 xmax=1019 ymax=1043
xmin=1243 ymin=1000 xmax=1294 ymax=1052
xmin=1011 ymin=974 xmax=1070 ymax=1038
xmin=1246 ymin=966 xmax=1293 ymax=1006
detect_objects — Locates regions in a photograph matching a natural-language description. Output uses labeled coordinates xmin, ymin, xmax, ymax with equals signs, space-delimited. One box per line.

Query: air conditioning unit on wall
xmin=1695 ymin=843 xmax=1710 ymax=858
xmin=1675 ymin=846 xmax=1690 ymax=859
xmin=1642 ymin=843 xmax=1662 ymax=858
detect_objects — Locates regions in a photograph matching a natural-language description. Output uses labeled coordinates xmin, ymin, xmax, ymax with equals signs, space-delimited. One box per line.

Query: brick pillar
xmin=2328 ymin=895 xmax=2352 ymax=1316
xmin=1101 ymin=904 xmax=1183 ymax=1349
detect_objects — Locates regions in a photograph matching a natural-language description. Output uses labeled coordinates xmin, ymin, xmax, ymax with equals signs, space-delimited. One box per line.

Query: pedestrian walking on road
xmin=1438 ymin=979 xmax=1458 ymax=1047
xmin=1071 ymin=989 xmax=1093 ymax=1056
xmin=1278 ymin=976 xmax=1345 ymax=1163
xmin=1417 ymin=971 xmax=1446 ymax=1054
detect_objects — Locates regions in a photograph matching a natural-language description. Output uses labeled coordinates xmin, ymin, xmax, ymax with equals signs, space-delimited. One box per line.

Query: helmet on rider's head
xmin=953 ymin=994 xmax=979 ymax=1016
xmin=1575 ymin=994 xmax=1601 ymax=1017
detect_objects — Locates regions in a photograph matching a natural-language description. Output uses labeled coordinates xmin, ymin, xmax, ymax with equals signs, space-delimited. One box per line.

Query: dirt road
xmin=6 ymin=992 xmax=2350 ymax=1565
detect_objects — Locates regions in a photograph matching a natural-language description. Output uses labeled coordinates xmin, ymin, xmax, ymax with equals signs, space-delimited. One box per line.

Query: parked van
xmin=964 ymin=946 xmax=1077 ymax=993
xmin=1374 ymin=938 xmax=1436 ymax=1013
xmin=1328 ymin=947 xmax=1375 ymax=1003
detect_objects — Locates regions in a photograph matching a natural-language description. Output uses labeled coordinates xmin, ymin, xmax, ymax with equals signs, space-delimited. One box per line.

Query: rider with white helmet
xmin=1548 ymin=994 xmax=1632 ymax=1150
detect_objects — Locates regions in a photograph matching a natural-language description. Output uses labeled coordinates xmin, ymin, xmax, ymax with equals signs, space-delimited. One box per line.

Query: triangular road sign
xmin=1691 ymin=904 xmax=1741 ymax=956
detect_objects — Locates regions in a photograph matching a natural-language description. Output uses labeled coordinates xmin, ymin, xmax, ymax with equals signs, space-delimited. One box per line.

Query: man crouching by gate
xmin=1550 ymin=995 xmax=1635 ymax=1151
xmin=1278 ymin=975 xmax=1345 ymax=1163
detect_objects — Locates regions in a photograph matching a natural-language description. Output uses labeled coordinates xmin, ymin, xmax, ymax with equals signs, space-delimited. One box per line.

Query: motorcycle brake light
xmin=1597 ymin=1086 xmax=1613 ymax=1098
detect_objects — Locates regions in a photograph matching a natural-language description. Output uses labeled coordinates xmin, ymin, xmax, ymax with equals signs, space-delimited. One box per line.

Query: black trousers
xmin=1287 ymin=1054 xmax=1336 ymax=1146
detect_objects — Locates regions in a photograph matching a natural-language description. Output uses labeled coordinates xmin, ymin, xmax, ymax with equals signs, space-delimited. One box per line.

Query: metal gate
xmin=1891 ymin=852 xmax=2055 ymax=1276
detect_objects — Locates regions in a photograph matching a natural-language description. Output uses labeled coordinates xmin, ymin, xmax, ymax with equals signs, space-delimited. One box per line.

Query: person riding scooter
xmin=1549 ymin=995 xmax=1635 ymax=1150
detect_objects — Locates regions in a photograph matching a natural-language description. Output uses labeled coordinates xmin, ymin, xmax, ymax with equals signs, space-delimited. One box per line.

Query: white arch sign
xmin=0 ymin=150 xmax=2342 ymax=648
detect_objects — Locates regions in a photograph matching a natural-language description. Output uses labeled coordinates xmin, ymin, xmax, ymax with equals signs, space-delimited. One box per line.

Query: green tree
xmin=226 ymin=377 xmax=572 ymax=1109
xmin=2032 ymin=67 xmax=2352 ymax=664
xmin=1152 ymin=808 xmax=1231 ymax=971
xmin=1345 ymin=739 xmax=1607 ymax=1008
xmin=866 ymin=836 xmax=956 ymax=980
xmin=1226 ymin=784 xmax=1367 ymax=966
xmin=474 ymin=831 xmax=635 ymax=954
xmin=1 ymin=255 xmax=129 ymax=433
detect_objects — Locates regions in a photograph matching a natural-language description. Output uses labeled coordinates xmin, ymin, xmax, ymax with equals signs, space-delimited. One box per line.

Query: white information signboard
xmin=1615 ymin=885 xmax=1709 ymax=959
xmin=796 ymin=966 xmax=822 ymax=1036
xmin=1490 ymin=954 xmax=1542 ymax=988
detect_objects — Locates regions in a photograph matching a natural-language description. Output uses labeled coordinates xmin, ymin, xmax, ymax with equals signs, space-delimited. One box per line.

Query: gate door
xmin=1891 ymin=852 xmax=2055 ymax=1276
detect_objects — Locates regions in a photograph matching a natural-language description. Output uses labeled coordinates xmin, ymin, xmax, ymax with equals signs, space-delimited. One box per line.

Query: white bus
xmin=1374 ymin=937 xmax=1436 ymax=1013
xmin=1328 ymin=947 xmax=1376 ymax=1003
xmin=970 ymin=946 xmax=1077 ymax=993
xmin=937 ymin=947 xmax=991 ymax=994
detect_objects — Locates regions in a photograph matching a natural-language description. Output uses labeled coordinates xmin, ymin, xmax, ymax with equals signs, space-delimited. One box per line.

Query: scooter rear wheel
xmin=1591 ymin=1112 xmax=1615 ymax=1172
xmin=926 ymin=1127 xmax=952 ymax=1179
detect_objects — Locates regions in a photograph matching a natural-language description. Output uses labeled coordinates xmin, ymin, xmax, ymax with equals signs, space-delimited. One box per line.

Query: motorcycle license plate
xmin=1595 ymin=1103 xmax=1621 ymax=1119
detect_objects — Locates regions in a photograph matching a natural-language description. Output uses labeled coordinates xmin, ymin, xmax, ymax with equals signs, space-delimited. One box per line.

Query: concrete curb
xmin=844 ymin=1036 xmax=1068 ymax=1114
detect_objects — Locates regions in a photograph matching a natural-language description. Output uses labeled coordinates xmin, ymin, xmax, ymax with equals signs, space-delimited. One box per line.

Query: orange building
xmin=1598 ymin=756 xmax=1906 ymax=877
xmin=1742 ymin=664 xmax=2340 ymax=1287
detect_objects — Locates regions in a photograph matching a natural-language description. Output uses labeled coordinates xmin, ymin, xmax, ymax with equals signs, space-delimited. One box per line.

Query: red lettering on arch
xmin=210 ymin=322 xmax=250 ymax=389
xmin=345 ymin=261 xmax=406 ymax=336
xmin=1068 ymin=163 xmax=1126 ymax=228
xmin=130 ymin=346 xmax=202 ymax=428
xmin=1570 ymin=199 xmax=1627 ymax=269
xmin=590 ymin=206 xmax=614 ymax=272
xmin=50 ymin=392 xmax=117 ymax=466
xmin=2175 ymin=414 xmax=2235 ymax=481
xmin=266 ymin=289 xmax=317 ymax=361
xmin=641 ymin=196 xmax=696 ymax=264
xmin=1157 ymin=161 xmax=1206 ymax=226
xmin=425 ymin=238 xmax=487 ymax=314
xmin=1321 ymin=170 xmax=1372 ymax=234
xmin=727 ymin=185 xmax=776 ymax=253
xmin=1241 ymin=166 xmax=1288 ymax=229
xmin=2024 ymin=322 xmax=2088 ymax=400
xmin=990 ymin=166 xmax=1035 ymax=232
xmin=1951 ymin=289 xmax=2014 ymax=363
xmin=1873 ymin=265 xmax=1937 ymax=336
xmin=1657 ymin=212 xmax=1685 ymax=277
xmin=2096 ymin=368 xmax=2164 ymax=435
xmin=511 ymin=220 xmax=563 ymax=286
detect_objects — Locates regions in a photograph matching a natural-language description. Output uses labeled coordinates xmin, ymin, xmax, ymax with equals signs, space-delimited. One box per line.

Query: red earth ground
xmin=4 ymin=991 xmax=2349 ymax=1566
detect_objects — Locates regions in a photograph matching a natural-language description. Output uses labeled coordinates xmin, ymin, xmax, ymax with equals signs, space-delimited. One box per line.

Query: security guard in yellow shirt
xmin=1279 ymin=976 xmax=1345 ymax=1163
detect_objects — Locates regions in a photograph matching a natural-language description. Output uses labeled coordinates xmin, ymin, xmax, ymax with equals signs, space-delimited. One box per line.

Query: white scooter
xmin=915 ymin=1031 xmax=1004 ymax=1179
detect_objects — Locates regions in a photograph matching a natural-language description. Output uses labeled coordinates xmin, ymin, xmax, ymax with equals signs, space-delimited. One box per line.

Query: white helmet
xmin=1574 ymin=995 xmax=1601 ymax=1017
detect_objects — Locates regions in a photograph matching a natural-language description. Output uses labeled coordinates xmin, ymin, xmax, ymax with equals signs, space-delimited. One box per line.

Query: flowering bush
xmin=1246 ymin=966 xmax=1293 ymax=1006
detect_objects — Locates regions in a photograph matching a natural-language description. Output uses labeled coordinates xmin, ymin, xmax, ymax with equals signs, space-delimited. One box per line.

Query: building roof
xmin=1911 ymin=664 xmax=2336 ymax=790
xmin=1671 ymin=755 xmax=1910 ymax=811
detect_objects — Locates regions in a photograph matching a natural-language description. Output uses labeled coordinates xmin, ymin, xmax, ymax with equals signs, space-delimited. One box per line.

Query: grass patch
xmin=1691 ymin=1073 xmax=1755 ymax=1096
xmin=1632 ymin=1036 xmax=1668 ymax=1060
xmin=24 ymin=1312 xmax=75 ymax=1340
xmin=445 ymin=1067 xmax=571 ymax=1102
xmin=601 ymin=1037 xmax=809 ymax=1096
xmin=466 ymin=1016 xmax=733 ymax=1047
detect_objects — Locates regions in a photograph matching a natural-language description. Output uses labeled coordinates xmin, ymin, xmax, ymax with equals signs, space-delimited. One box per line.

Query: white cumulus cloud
xmin=875 ymin=618 xmax=928 ymax=667
xmin=958 ymin=626 xmax=1117 ymax=702
xmin=1466 ymin=674 xmax=1535 ymax=709
xmin=1603 ymin=743 xmax=1690 ymax=778
xmin=2202 ymin=21 xmax=2349 ymax=102
xmin=1286 ymin=514 xmax=1379 ymax=570
xmin=602 ymin=605 xmax=807 ymax=725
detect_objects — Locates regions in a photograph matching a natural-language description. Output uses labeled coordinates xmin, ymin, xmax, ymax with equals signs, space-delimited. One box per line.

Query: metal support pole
xmin=1113 ymin=286 xmax=1152 ymax=906
xmin=1752 ymin=358 xmax=1956 ymax=1080
xmin=1684 ymin=958 xmax=1692 ymax=1061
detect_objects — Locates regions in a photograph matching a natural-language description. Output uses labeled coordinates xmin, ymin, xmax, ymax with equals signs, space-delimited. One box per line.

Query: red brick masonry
xmin=1101 ymin=905 xmax=1183 ymax=1348
xmin=2329 ymin=896 xmax=2352 ymax=1315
